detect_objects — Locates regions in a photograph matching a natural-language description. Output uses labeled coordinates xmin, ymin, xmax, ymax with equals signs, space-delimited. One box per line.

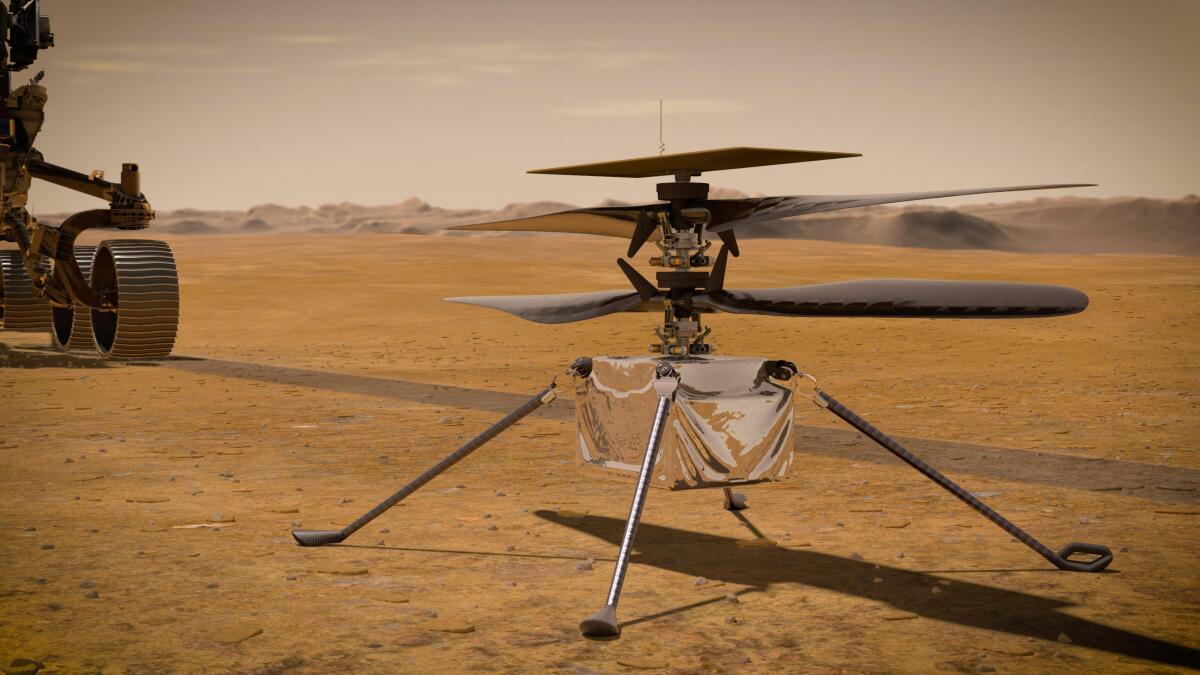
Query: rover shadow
xmin=536 ymin=510 xmax=1199 ymax=668
xmin=161 ymin=356 xmax=1200 ymax=502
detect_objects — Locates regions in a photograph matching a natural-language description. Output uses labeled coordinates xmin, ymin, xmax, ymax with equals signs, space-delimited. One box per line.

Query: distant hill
xmin=37 ymin=193 xmax=1199 ymax=255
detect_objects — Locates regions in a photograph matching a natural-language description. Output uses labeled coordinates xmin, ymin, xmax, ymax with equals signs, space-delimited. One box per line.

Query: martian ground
xmin=1 ymin=233 xmax=1197 ymax=673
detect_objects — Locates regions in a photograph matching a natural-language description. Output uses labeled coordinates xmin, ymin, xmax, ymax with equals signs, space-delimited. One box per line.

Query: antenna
xmin=658 ymin=100 xmax=665 ymax=155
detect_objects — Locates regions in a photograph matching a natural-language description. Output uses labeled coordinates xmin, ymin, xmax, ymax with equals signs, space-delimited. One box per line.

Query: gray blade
xmin=703 ymin=279 xmax=1088 ymax=318
xmin=446 ymin=290 xmax=657 ymax=324
xmin=706 ymin=184 xmax=1095 ymax=232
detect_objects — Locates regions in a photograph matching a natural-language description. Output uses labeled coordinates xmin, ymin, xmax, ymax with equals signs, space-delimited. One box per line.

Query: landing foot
xmin=580 ymin=605 xmax=620 ymax=638
xmin=292 ymin=529 xmax=346 ymax=547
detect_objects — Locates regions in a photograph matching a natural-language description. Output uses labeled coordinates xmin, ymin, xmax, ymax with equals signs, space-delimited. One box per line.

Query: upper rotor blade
xmin=449 ymin=206 xmax=656 ymax=239
xmin=446 ymin=289 xmax=657 ymax=324
xmin=705 ymin=184 xmax=1096 ymax=233
xmin=704 ymin=279 xmax=1088 ymax=318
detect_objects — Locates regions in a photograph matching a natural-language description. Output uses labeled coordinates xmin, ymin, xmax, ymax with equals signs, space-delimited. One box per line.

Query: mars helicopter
xmin=0 ymin=0 xmax=179 ymax=358
xmin=293 ymin=145 xmax=1112 ymax=639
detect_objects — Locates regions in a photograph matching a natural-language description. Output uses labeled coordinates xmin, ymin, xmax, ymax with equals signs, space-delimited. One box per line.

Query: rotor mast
xmin=648 ymin=171 xmax=714 ymax=356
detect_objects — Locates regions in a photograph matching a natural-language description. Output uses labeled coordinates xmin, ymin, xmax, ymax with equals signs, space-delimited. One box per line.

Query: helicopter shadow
xmin=535 ymin=509 xmax=1200 ymax=668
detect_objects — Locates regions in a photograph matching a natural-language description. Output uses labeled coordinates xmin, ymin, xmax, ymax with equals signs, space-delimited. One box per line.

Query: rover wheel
xmin=51 ymin=245 xmax=97 ymax=352
xmin=0 ymin=250 xmax=51 ymax=332
xmin=90 ymin=239 xmax=179 ymax=359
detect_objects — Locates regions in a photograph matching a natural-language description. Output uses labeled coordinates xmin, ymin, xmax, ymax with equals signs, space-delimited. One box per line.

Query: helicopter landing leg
xmin=805 ymin=377 xmax=1112 ymax=573
xmin=580 ymin=363 xmax=679 ymax=639
xmin=722 ymin=487 xmax=748 ymax=511
xmin=293 ymin=380 xmax=559 ymax=547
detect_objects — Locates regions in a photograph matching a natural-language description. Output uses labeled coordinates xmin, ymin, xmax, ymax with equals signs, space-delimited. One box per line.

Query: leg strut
xmin=581 ymin=363 xmax=679 ymax=638
xmin=812 ymin=387 xmax=1112 ymax=572
xmin=293 ymin=382 xmax=558 ymax=547
xmin=722 ymin=487 xmax=748 ymax=511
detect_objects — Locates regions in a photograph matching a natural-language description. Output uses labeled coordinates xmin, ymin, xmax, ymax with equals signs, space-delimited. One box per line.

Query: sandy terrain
xmin=1 ymin=233 xmax=1197 ymax=674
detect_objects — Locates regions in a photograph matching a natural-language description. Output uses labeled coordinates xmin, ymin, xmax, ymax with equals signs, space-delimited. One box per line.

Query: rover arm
xmin=21 ymin=159 xmax=153 ymax=308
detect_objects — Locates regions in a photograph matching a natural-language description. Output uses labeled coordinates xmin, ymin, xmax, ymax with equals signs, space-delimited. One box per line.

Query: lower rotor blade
xmin=704 ymin=279 xmax=1088 ymax=318
xmin=446 ymin=290 xmax=656 ymax=324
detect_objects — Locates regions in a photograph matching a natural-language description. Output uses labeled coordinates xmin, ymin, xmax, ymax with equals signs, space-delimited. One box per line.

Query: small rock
xmin=64 ymin=457 xmax=74 ymax=463
xmin=379 ymin=528 xmax=390 ymax=534
xmin=931 ymin=586 xmax=942 ymax=595
xmin=23 ymin=526 xmax=35 ymax=532
xmin=576 ymin=560 xmax=594 ymax=571
xmin=425 ymin=620 xmax=475 ymax=634
xmin=85 ymin=590 xmax=100 ymax=599
xmin=291 ymin=520 xmax=302 ymax=528
xmin=7 ymin=658 xmax=45 ymax=675
xmin=377 ymin=456 xmax=390 ymax=464
xmin=209 ymin=513 xmax=235 ymax=523
xmin=495 ymin=491 xmax=506 ymax=497
xmin=726 ymin=593 xmax=740 ymax=604
xmin=504 ymin=581 xmax=517 ymax=588
xmin=367 ymin=642 xmax=383 ymax=649
xmin=850 ymin=552 xmax=864 ymax=561
xmin=286 ymin=575 xmax=297 ymax=581
xmin=40 ymin=544 xmax=54 ymax=550
xmin=724 ymin=615 xmax=739 ymax=624
xmin=505 ymin=545 xmax=516 ymax=552
xmin=455 ymin=484 xmax=466 ymax=489
xmin=1057 ymin=632 xmax=1072 ymax=644
xmin=896 ymin=552 xmax=906 ymax=559
xmin=376 ymin=540 xmax=386 ymax=546
xmin=211 ymin=624 xmax=264 ymax=644
xmin=693 ymin=576 xmax=708 ymax=586
xmin=482 ymin=513 xmax=492 ymax=519
xmin=872 ymin=577 xmax=883 ymax=584
xmin=486 ymin=524 xmax=498 ymax=531
xmin=438 ymin=416 xmax=452 ymax=424
xmin=206 ymin=581 xmax=219 ymax=589
xmin=338 ymin=497 xmax=352 ymax=505
xmin=79 ymin=580 xmax=94 ymax=588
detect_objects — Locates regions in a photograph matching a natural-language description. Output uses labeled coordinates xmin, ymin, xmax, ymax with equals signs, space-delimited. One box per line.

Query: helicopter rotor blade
xmin=703 ymin=279 xmax=1088 ymax=318
xmin=627 ymin=211 xmax=659 ymax=258
xmin=445 ymin=290 xmax=657 ymax=324
xmin=449 ymin=184 xmax=1093 ymax=240
xmin=617 ymin=258 xmax=659 ymax=301
xmin=717 ymin=229 xmax=740 ymax=257
xmin=705 ymin=184 xmax=1095 ymax=233
xmin=704 ymin=245 xmax=730 ymax=294
xmin=449 ymin=206 xmax=659 ymax=239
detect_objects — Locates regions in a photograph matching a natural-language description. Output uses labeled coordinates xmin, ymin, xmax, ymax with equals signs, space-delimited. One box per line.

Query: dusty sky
xmin=25 ymin=0 xmax=1200 ymax=213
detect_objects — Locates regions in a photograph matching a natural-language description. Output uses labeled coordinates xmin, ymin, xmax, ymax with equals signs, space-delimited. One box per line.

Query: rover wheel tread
xmin=0 ymin=250 xmax=51 ymax=332
xmin=51 ymin=245 xmax=97 ymax=351
xmin=90 ymin=239 xmax=180 ymax=359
